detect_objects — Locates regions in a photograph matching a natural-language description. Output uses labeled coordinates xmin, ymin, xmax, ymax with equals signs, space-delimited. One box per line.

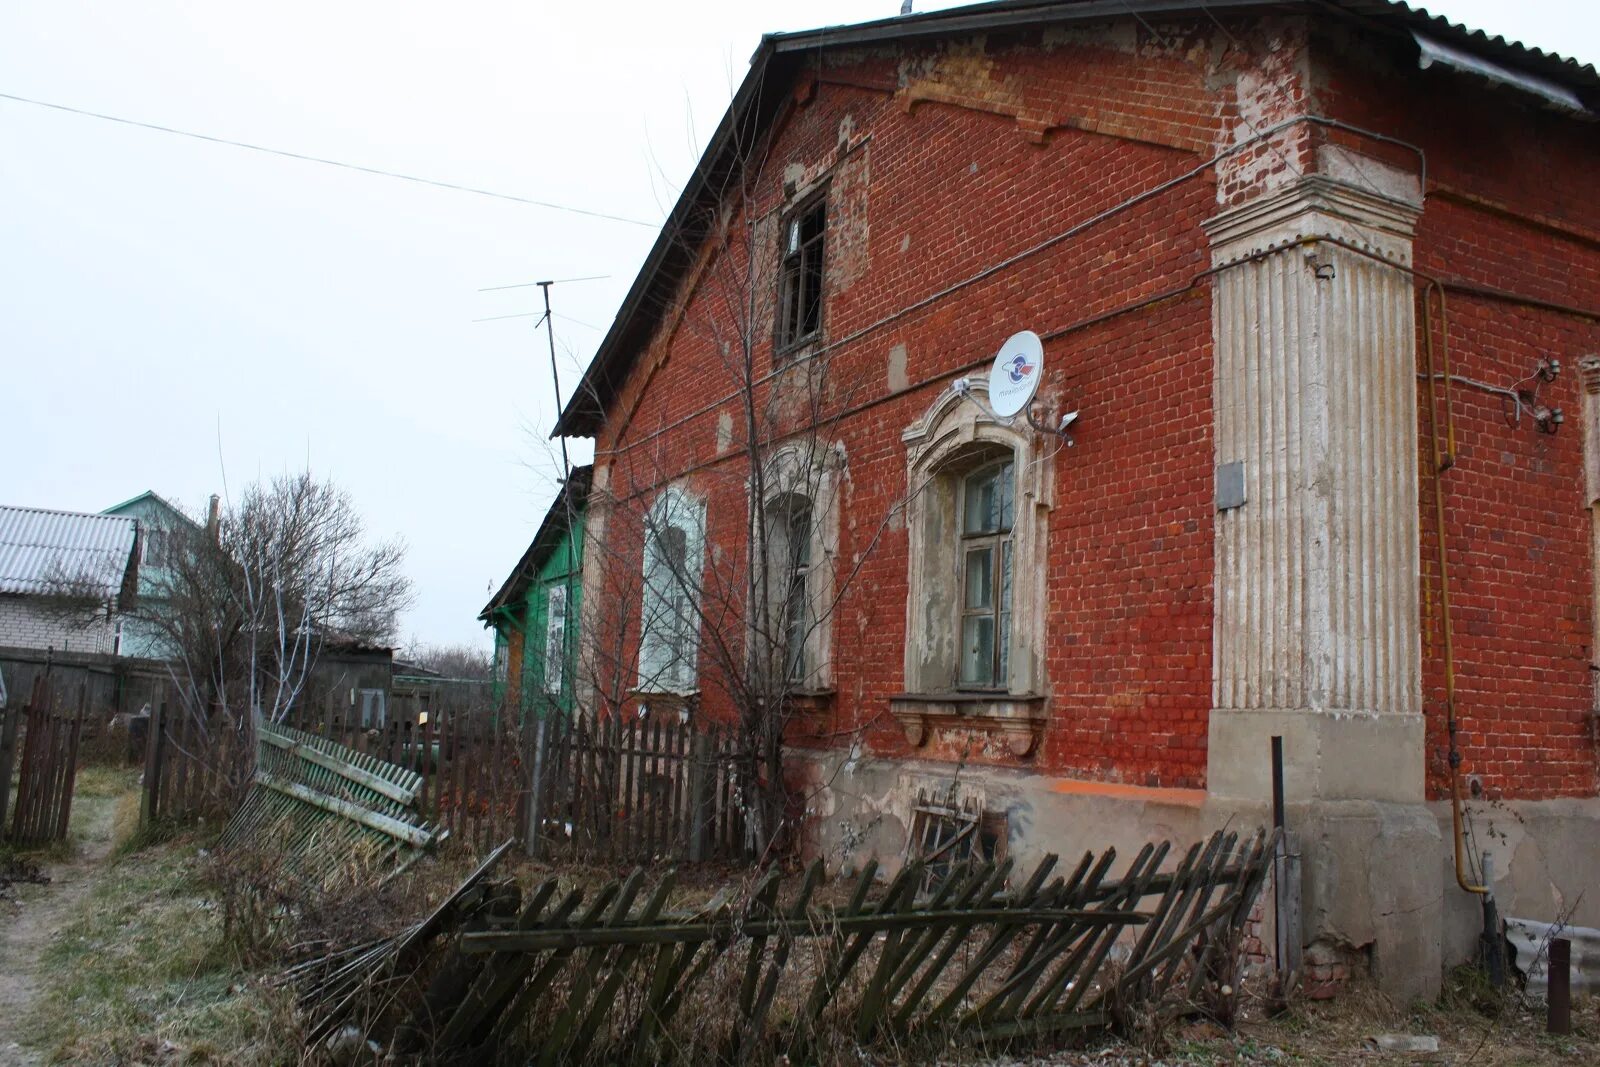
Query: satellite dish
xmin=987 ymin=330 xmax=1043 ymax=418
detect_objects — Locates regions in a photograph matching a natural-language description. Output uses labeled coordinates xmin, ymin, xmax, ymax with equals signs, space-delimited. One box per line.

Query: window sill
xmin=888 ymin=692 xmax=1048 ymax=758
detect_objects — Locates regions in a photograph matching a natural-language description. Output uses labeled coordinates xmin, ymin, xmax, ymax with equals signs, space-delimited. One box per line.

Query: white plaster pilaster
xmin=1204 ymin=176 xmax=1426 ymax=803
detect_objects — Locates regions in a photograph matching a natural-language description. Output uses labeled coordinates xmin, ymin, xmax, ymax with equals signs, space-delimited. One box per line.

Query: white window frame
xmin=638 ymin=487 xmax=706 ymax=695
xmin=543 ymin=583 xmax=568 ymax=695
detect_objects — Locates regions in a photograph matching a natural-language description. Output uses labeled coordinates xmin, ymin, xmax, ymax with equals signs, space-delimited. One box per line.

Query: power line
xmin=478 ymin=275 xmax=610 ymax=292
xmin=0 ymin=90 xmax=658 ymax=228
xmin=473 ymin=311 xmax=546 ymax=323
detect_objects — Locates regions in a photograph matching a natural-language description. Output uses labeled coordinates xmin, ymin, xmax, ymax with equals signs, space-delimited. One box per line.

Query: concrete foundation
xmin=797 ymin=746 xmax=1600 ymax=1005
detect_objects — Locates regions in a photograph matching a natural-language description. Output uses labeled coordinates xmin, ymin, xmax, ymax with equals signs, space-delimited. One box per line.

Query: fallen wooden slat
xmin=259 ymin=729 xmax=419 ymax=806
xmin=256 ymin=771 xmax=433 ymax=847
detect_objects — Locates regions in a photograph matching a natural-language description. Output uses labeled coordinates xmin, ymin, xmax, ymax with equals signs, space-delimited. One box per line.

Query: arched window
xmin=766 ymin=494 xmax=813 ymax=682
xmin=638 ymin=488 xmax=705 ymax=695
xmin=900 ymin=378 xmax=1051 ymax=699
xmin=752 ymin=444 xmax=841 ymax=693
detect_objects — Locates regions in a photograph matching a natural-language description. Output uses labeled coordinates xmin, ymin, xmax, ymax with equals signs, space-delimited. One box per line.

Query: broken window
xmin=958 ymin=459 xmax=1014 ymax=689
xmin=908 ymin=789 xmax=1009 ymax=891
xmin=775 ymin=193 xmax=826 ymax=352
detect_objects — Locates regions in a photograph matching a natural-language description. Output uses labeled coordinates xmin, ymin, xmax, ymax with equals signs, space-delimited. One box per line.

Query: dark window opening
xmin=776 ymin=195 xmax=826 ymax=351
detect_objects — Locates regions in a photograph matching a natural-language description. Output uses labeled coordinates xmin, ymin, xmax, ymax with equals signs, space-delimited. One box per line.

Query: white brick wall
xmin=0 ymin=596 xmax=120 ymax=655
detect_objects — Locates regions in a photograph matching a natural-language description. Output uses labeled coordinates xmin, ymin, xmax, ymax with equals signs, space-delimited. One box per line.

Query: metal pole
xmin=539 ymin=281 xmax=572 ymax=484
xmin=1548 ymin=937 xmax=1571 ymax=1035
xmin=1271 ymin=735 xmax=1285 ymax=830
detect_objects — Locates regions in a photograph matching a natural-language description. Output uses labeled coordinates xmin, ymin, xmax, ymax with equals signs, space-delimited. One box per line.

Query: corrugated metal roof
xmin=0 ymin=505 xmax=138 ymax=598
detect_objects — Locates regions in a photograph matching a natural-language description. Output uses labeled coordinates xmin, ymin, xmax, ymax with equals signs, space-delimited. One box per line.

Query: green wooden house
xmin=101 ymin=490 xmax=207 ymax=660
xmin=480 ymin=466 xmax=589 ymax=721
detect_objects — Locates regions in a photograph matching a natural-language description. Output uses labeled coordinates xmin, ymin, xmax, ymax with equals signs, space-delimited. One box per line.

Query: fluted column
xmin=1204 ymin=176 xmax=1425 ymax=804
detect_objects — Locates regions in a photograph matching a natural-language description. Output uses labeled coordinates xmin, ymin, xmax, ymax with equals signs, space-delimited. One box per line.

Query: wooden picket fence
xmin=529 ymin=713 xmax=750 ymax=864
xmin=294 ymin=828 xmax=1278 ymax=1062
xmin=219 ymin=720 xmax=442 ymax=888
xmin=140 ymin=692 xmax=252 ymax=825
xmin=142 ymin=680 xmax=753 ymax=867
xmin=0 ymin=679 xmax=84 ymax=846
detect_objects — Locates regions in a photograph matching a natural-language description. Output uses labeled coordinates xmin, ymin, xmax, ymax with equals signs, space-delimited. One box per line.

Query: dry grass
xmin=23 ymin=831 xmax=301 ymax=1065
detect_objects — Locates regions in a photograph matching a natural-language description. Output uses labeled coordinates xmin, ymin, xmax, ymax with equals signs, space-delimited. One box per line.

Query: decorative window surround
xmin=749 ymin=442 xmax=843 ymax=694
xmin=888 ymin=692 xmax=1049 ymax=758
xmin=899 ymin=376 xmax=1052 ymax=756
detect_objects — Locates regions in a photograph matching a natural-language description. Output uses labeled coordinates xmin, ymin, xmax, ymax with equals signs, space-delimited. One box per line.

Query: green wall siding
xmin=490 ymin=511 xmax=583 ymax=721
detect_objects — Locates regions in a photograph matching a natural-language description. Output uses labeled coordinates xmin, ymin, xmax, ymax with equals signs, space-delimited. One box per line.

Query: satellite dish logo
xmin=1006 ymin=353 xmax=1035 ymax=384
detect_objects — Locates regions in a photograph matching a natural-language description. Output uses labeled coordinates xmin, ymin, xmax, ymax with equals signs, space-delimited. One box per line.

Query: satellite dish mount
xmin=956 ymin=330 xmax=1077 ymax=447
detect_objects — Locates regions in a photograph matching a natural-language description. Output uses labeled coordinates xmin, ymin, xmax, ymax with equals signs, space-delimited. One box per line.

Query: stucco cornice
xmin=1203 ymin=175 xmax=1422 ymax=267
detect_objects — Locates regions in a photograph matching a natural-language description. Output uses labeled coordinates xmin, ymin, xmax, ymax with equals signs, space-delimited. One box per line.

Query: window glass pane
xmin=960 ymin=615 xmax=995 ymax=686
xmin=1000 ymin=539 xmax=1012 ymax=614
xmin=964 ymin=546 xmax=993 ymax=609
xmin=785 ymin=576 xmax=807 ymax=681
xmin=998 ymin=460 xmax=1014 ymax=531
xmin=963 ymin=468 xmax=996 ymax=534
xmin=787 ymin=503 xmax=811 ymax=568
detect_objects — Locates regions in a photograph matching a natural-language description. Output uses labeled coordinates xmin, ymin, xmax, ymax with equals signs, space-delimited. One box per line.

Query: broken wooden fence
xmin=274 ymin=703 xmax=751 ymax=865
xmin=218 ymin=720 xmax=442 ymax=887
xmin=0 ymin=678 xmax=84 ymax=846
xmin=309 ymin=827 xmax=1274 ymax=1063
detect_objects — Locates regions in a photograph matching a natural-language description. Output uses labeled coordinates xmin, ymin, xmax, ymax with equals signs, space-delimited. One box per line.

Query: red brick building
xmin=554 ymin=1 xmax=1599 ymax=998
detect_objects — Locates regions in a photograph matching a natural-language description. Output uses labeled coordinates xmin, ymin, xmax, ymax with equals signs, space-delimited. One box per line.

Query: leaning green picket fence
xmin=218 ymin=720 xmax=442 ymax=887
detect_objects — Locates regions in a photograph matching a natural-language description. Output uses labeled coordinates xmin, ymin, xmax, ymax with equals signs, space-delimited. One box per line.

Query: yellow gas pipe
xmin=1419 ymin=281 xmax=1489 ymax=897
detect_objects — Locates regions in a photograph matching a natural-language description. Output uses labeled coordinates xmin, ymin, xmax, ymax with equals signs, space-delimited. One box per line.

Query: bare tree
xmin=568 ymin=97 xmax=916 ymax=858
xmin=400 ymin=641 xmax=494 ymax=680
xmin=44 ymin=471 xmax=413 ymax=727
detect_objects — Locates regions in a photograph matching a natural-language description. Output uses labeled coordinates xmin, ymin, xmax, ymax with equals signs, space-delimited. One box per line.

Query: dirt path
xmin=0 ymin=790 xmax=121 ymax=1067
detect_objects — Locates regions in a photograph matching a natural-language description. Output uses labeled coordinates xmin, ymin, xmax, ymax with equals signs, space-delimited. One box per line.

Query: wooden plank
xmin=140 ymin=693 xmax=166 ymax=825
xmin=53 ymin=710 xmax=83 ymax=841
xmin=256 ymin=771 xmax=433 ymax=847
xmin=740 ymin=860 xmax=821 ymax=1062
xmin=461 ymin=904 xmax=1145 ymax=953
xmin=568 ymin=871 xmax=679 ymax=1062
xmin=259 ymin=727 xmax=419 ymax=806
xmin=0 ymin=702 xmax=19 ymax=832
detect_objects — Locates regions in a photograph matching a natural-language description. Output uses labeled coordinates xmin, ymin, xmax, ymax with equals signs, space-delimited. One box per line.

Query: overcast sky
xmin=2 ymin=1 xmax=1594 ymax=650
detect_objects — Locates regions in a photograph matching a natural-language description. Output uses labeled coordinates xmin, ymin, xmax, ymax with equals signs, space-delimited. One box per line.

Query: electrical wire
xmin=588 ymin=111 xmax=1400 ymax=457
xmin=0 ymin=90 xmax=658 ymax=228
xmin=478 ymin=275 xmax=611 ymax=291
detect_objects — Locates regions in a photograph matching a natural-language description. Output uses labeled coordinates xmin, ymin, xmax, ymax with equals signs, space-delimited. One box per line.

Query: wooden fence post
xmin=524 ymin=714 xmax=548 ymax=859
xmin=0 ymin=699 xmax=19 ymax=831
xmin=688 ymin=730 xmax=711 ymax=863
xmin=142 ymin=694 xmax=167 ymax=826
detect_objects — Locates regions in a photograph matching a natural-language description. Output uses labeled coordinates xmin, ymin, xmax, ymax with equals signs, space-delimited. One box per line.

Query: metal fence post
xmin=1549 ymin=936 xmax=1572 ymax=1035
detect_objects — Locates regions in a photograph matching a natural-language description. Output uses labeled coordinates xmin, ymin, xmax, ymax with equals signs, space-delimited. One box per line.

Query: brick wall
xmin=0 ymin=596 xmax=119 ymax=656
xmin=581 ymin=15 xmax=1600 ymax=801
xmin=1312 ymin=22 xmax=1600 ymax=801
